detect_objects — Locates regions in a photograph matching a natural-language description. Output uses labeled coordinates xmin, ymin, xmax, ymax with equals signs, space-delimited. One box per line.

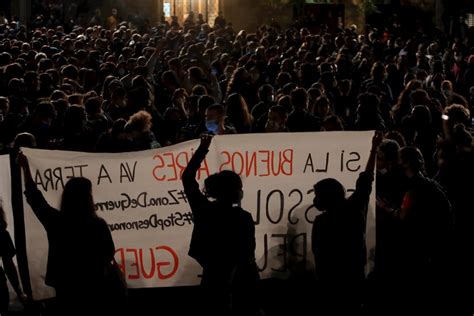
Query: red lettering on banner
xmin=281 ymin=149 xmax=294 ymax=176
xmin=115 ymin=246 xmax=179 ymax=281
xmin=152 ymin=154 xmax=166 ymax=181
xmin=219 ymin=151 xmax=231 ymax=172
xmin=259 ymin=150 xmax=271 ymax=177
xmin=231 ymin=151 xmax=245 ymax=175
xmin=153 ymin=148 xmax=293 ymax=182
xmin=175 ymin=151 xmax=190 ymax=179
xmin=139 ymin=248 xmax=156 ymax=279
xmin=127 ymin=248 xmax=140 ymax=279
xmin=156 ymin=245 xmax=179 ymax=279
xmin=219 ymin=149 xmax=294 ymax=177
xmin=246 ymin=151 xmax=258 ymax=176
xmin=164 ymin=153 xmax=178 ymax=181
xmin=115 ymin=248 xmax=126 ymax=272
xmin=152 ymin=151 xmax=208 ymax=182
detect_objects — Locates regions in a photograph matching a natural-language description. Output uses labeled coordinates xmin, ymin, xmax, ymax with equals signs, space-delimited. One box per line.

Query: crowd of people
xmin=0 ymin=4 xmax=473 ymax=315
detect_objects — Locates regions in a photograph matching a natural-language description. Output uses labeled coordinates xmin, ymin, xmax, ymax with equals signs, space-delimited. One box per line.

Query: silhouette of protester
xmin=182 ymin=134 xmax=259 ymax=315
xmin=17 ymin=152 xmax=127 ymax=315
xmin=311 ymin=131 xmax=382 ymax=315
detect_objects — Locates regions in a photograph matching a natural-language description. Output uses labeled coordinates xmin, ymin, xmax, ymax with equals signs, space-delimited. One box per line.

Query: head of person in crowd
xmin=275 ymin=72 xmax=292 ymax=91
xmin=376 ymin=139 xmax=401 ymax=173
xmin=60 ymin=177 xmax=96 ymax=219
xmin=290 ymin=88 xmax=308 ymax=112
xmin=429 ymin=72 xmax=445 ymax=92
xmin=101 ymin=76 xmax=120 ymax=100
xmin=192 ymin=84 xmax=208 ymax=96
xmin=161 ymin=70 xmax=180 ymax=91
xmin=227 ymin=67 xmax=250 ymax=95
xmin=63 ymin=105 xmax=87 ymax=136
xmin=24 ymin=71 xmax=39 ymax=93
xmin=371 ymin=62 xmax=387 ymax=83
xmin=205 ymin=104 xmax=226 ymax=134
xmin=282 ymin=82 xmax=297 ymax=97
xmin=222 ymin=64 xmax=236 ymax=81
xmin=265 ymin=105 xmax=288 ymax=133
xmin=321 ymin=115 xmax=345 ymax=131
xmin=313 ymin=96 xmax=331 ymax=120
xmin=338 ymin=79 xmax=351 ymax=96
xmin=400 ymin=146 xmax=425 ymax=178
xmin=13 ymin=132 xmax=36 ymax=152
xmin=84 ymin=97 xmax=103 ymax=119
xmin=205 ymin=170 xmax=243 ymax=206
xmin=313 ymin=178 xmax=346 ymax=211
xmin=319 ymin=71 xmax=337 ymax=92
xmin=68 ymin=93 xmax=84 ymax=106
xmin=32 ymin=101 xmax=57 ymax=128
xmin=126 ymin=86 xmax=150 ymax=114
xmin=110 ymin=87 xmax=127 ymax=108
xmin=277 ymin=95 xmax=293 ymax=113
xmin=409 ymin=89 xmax=429 ymax=108
xmin=384 ymin=130 xmax=407 ymax=148
xmin=307 ymin=87 xmax=323 ymax=111
xmin=197 ymin=95 xmax=215 ymax=121
xmin=258 ymin=84 xmax=275 ymax=104
xmin=441 ymin=80 xmax=453 ymax=98
xmin=7 ymin=78 xmax=25 ymax=98
xmin=126 ymin=110 xmax=152 ymax=136
xmin=410 ymin=104 xmax=433 ymax=131
xmin=442 ymin=104 xmax=471 ymax=137
xmin=356 ymin=93 xmax=385 ymax=131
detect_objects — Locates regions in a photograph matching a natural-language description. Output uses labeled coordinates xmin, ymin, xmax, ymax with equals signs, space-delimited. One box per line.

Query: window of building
xmin=163 ymin=0 xmax=220 ymax=25
xmin=468 ymin=13 xmax=474 ymax=27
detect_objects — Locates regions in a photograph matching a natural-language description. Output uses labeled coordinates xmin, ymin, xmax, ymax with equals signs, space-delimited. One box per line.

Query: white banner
xmin=22 ymin=132 xmax=375 ymax=300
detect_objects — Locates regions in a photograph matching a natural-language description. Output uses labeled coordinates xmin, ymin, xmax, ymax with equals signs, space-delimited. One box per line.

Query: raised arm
xmin=365 ymin=131 xmax=383 ymax=174
xmin=349 ymin=131 xmax=383 ymax=210
xmin=182 ymin=135 xmax=213 ymax=218
xmin=17 ymin=152 xmax=58 ymax=228
xmin=146 ymin=39 xmax=166 ymax=79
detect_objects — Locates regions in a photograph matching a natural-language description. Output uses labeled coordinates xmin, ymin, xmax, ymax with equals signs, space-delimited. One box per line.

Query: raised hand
xmin=200 ymin=134 xmax=214 ymax=150
xmin=16 ymin=152 xmax=29 ymax=169
xmin=372 ymin=131 xmax=383 ymax=150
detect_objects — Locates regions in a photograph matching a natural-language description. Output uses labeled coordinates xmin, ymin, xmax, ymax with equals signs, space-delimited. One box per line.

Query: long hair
xmin=60 ymin=177 xmax=96 ymax=218
xmin=226 ymin=67 xmax=248 ymax=97
xmin=225 ymin=93 xmax=253 ymax=132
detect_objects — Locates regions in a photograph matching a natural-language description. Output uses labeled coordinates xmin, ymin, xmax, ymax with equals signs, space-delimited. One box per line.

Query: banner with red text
xmin=22 ymin=131 xmax=375 ymax=300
